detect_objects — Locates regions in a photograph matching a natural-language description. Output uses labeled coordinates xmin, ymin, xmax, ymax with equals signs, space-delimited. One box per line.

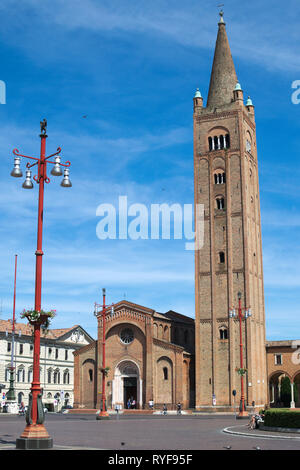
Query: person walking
xmin=163 ymin=403 xmax=167 ymax=415
xmin=176 ymin=402 xmax=182 ymax=415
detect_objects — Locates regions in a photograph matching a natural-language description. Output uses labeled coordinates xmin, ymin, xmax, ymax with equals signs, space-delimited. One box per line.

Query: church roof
xmin=163 ymin=310 xmax=195 ymax=324
xmin=100 ymin=300 xmax=194 ymax=324
xmin=206 ymin=12 xmax=238 ymax=109
xmin=106 ymin=300 xmax=155 ymax=316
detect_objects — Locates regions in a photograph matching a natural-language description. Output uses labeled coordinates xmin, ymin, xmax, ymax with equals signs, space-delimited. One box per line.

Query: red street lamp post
xmin=94 ymin=288 xmax=114 ymax=420
xmin=229 ymin=292 xmax=251 ymax=418
xmin=11 ymin=120 xmax=72 ymax=449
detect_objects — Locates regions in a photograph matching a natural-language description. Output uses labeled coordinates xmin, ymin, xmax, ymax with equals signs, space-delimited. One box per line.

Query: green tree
xmin=280 ymin=376 xmax=291 ymax=407
xmin=280 ymin=376 xmax=298 ymax=407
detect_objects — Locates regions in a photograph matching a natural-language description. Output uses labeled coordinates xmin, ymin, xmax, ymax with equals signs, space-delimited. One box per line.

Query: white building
xmin=0 ymin=319 xmax=94 ymax=411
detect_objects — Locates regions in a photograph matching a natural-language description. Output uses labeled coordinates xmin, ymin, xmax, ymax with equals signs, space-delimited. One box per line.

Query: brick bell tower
xmin=193 ymin=11 xmax=268 ymax=411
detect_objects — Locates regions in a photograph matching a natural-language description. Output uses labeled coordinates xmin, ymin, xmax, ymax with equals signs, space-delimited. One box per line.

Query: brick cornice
xmin=196 ymin=109 xmax=239 ymax=123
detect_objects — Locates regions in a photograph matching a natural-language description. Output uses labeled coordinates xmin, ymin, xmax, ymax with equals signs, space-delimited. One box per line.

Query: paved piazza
xmin=1 ymin=414 xmax=300 ymax=451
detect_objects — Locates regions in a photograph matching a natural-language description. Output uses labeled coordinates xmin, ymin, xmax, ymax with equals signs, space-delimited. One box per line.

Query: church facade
xmin=73 ymin=301 xmax=195 ymax=410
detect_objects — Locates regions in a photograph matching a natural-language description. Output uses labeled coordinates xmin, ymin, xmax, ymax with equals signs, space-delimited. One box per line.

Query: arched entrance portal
xmin=269 ymin=372 xmax=292 ymax=407
xmin=112 ymin=360 xmax=142 ymax=409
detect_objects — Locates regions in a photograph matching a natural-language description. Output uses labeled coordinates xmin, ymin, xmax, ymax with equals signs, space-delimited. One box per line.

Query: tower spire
xmin=206 ymin=11 xmax=237 ymax=109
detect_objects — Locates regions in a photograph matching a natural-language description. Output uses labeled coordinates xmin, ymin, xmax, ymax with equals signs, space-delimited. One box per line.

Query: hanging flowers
xmin=236 ymin=367 xmax=248 ymax=376
xmin=20 ymin=309 xmax=56 ymax=329
xmin=100 ymin=366 xmax=110 ymax=377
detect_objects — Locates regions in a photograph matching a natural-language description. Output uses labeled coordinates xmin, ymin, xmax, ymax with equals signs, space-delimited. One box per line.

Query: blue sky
xmin=0 ymin=0 xmax=299 ymax=340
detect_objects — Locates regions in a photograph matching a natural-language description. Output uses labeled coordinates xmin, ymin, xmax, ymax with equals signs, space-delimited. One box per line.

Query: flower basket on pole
xmin=21 ymin=309 xmax=56 ymax=331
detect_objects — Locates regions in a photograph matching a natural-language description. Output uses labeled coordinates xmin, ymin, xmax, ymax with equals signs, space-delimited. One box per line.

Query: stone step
xmin=123 ymin=409 xmax=153 ymax=415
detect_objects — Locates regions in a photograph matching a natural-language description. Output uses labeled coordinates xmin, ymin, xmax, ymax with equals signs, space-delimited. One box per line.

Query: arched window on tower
xmin=225 ymin=134 xmax=230 ymax=148
xmin=246 ymin=131 xmax=252 ymax=153
xmin=219 ymin=251 xmax=225 ymax=264
xmin=219 ymin=327 xmax=228 ymax=340
xmin=208 ymin=133 xmax=230 ymax=151
xmin=163 ymin=367 xmax=168 ymax=380
xmin=214 ymin=172 xmax=226 ymax=184
xmin=216 ymin=196 xmax=225 ymax=210
xmin=214 ymin=136 xmax=219 ymax=150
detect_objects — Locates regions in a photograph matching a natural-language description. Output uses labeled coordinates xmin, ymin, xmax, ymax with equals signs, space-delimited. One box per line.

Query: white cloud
xmin=3 ymin=0 xmax=299 ymax=73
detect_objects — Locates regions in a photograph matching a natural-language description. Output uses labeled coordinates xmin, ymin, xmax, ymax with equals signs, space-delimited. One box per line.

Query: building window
xmin=216 ymin=197 xmax=225 ymax=210
xmin=63 ymin=370 xmax=70 ymax=384
xmin=219 ymin=328 xmax=228 ymax=340
xmin=48 ymin=369 xmax=52 ymax=384
xmin=214 ymin=172 xmax=226 ymax=184
xmin=55 ymin=348 xmax=59 ymax=359
xmin=275 ymin=354 xmax=282 ymax=365
xmin=30 ymin=344 xmax=33 ymax=352
xmin=163 ymin=367 xmax=168 ymax=380
xmin=17 ymin=368 xmax=25 ymax=382
xmin=88 ymin=369 xmax=93 ymax=382
xmin=19 ymin=344 xmax=23 ymax=355
xmin=48 ymin=348 xmax=52 ymax=357
xmin=54 ymin=370 xmax=60 ymax=384
xmin=7 ymin=342 xmax=11 ymax=352
xmin=65 ymin=350 xmax=68 ymax=360
xmin=209 ymin=134 xmax=230 ymax=151
xmin=120 ymin=328 xmax=134 ymax=345
xmin=28 ymin=369 xmax=33 ymax=383
xmin=219 ymin=252 xmax=225 ymax=264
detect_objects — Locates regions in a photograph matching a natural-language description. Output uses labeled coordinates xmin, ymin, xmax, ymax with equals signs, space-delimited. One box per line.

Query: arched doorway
xmin=112 ymin=360 xmax=141 ymax=409
xmin=269 ymin=372 xmax=291 ymax=407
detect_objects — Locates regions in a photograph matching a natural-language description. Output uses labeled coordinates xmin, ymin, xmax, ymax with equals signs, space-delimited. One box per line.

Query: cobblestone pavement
xmin=1 ymin=413 xmax=300 ymax=451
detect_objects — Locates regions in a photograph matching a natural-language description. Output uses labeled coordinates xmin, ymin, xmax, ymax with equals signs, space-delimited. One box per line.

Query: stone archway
xmin=112 ymin=360 xmax=142 ymax=410
xmin=269 ymin=372 xmax=291 ymax=408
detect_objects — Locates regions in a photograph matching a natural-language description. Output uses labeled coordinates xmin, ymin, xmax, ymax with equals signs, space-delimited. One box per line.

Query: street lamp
xmin=5 ymin=255 xmax=19 ymax=413
xmin=229 ymin=291 xmax=251 ymax=418
xmin=11 ymin=120 xmax=72 ymax=449
xmin=94 ymin=288 xmax=114 ymax=420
